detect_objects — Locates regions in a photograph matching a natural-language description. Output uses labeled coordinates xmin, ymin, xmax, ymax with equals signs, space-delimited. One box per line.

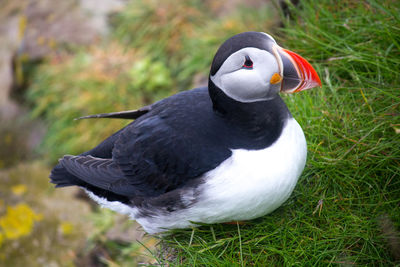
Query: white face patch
xmin=210 ymin=47 xmax=281 ymax=103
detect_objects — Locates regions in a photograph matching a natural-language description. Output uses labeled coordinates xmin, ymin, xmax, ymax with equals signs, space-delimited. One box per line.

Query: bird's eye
xmin=242 ymin=56 xmax=253 ymax=69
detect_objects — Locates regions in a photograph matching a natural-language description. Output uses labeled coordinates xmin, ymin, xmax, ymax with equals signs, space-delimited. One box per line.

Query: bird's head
xmin=209 ymin=32 xmax=321 ymax=103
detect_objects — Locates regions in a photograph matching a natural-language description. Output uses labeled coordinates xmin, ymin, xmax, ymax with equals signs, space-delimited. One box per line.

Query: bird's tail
xmin=50 ymin=162 xmax=82 ymax=188
xmin=50 ymin=159 xmax=132 ymax=204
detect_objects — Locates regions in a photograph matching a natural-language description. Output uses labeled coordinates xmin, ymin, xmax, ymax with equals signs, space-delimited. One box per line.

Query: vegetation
xmin=159 ymin=0 xmax=400 ymax=265
xmin=27 ymin=43 xmax=173 ymax=160
xmin=111 ymin=0 xmax=278 ymax=90
xmin=22 ymin=0 xmax=400 ymax=265
xmin=27 ymin=0 xmax=278 ymax=161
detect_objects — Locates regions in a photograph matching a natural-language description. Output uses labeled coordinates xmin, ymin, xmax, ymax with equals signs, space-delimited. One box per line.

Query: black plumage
xmin=51 ymin=85 xmax=291 ymax=203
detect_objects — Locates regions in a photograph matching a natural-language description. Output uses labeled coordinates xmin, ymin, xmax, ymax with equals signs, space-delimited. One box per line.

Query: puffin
xmin=50 ymin=32 xmax=321 ymax=234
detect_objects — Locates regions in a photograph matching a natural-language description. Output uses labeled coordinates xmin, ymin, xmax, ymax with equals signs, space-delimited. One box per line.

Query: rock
xmin=0 ymin=9 xmax=21 ymax=118
xmin=0 ymin=0 xmax=127 ymax=120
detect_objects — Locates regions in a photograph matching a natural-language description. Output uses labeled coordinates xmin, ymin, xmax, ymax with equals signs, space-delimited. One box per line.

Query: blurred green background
xmin=0 ymin=0 xmax=399 ymax=266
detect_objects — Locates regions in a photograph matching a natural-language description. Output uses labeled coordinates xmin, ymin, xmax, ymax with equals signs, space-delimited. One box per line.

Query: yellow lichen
xmin=0 ymin=203 xmax=42 ymax=240
xmin=0 ymin=232 xmax=4 ymax=247
xmin=11 ymin=184 xmax=27 ymax=196
xmin=59 ymin=222 xmax=74 ymax=236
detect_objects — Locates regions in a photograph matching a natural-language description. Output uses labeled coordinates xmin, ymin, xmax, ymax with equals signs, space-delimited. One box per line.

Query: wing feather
xmin=60 ymin=155 xmax=137 ymax=197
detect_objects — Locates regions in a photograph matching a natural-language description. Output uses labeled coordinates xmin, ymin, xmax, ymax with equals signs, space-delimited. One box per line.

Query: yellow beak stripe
xmin=270 ymin=73 xmax=282 ymax=84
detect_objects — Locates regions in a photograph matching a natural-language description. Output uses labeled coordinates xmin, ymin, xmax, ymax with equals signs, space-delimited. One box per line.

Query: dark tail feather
xmin=50 ymin=163 xmax=82 ymax=188
xmin=50 ymin=161 xmax=131 ymax=204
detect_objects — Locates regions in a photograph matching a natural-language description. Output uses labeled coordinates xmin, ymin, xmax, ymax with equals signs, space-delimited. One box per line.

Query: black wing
xmin=111 ymin=114 xmax=231 ymax=197
xmin=51 ymin=88 xmax=232 ymax=199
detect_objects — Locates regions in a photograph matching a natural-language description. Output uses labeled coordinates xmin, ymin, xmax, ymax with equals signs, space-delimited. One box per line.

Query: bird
xmin=50 ymin=32 xmax=321 ymax=234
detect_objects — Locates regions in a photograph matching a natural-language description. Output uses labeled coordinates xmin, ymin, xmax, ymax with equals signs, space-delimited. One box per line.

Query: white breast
xmin=191 ymin=117 xmax=307 ymax=223
xmin=89 ymin=118 xmax=307 ymax=234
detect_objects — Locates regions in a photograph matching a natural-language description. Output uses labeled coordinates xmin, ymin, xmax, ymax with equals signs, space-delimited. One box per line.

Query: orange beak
xmin=277 ymin=47 xmax=322 ymax=93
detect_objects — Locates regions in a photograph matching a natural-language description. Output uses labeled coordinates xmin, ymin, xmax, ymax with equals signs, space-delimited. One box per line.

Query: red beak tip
xmin=282 ymin=48 xmax=321 ymax=92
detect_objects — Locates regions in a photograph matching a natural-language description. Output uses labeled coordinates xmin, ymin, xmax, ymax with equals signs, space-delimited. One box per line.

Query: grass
xmin=155 ymin=0 xmax=400 ymax=265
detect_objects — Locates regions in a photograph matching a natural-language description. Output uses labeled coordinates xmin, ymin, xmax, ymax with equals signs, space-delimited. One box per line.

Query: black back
xmin=51 ymin=86 xmax=291 ymax=203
